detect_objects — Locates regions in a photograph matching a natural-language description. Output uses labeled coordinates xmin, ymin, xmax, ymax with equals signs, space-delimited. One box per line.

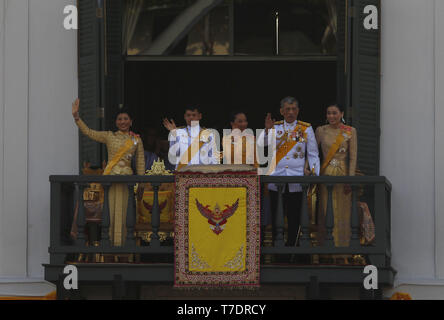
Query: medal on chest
xmin=286 ymin=126 xmax=306 ymax=143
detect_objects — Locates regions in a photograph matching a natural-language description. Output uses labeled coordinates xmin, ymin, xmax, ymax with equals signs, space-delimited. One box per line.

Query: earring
xmin=342 ymin=117 xmax=346 ymax=124
xmin=325 ymin=118 xmax=329 ymax=124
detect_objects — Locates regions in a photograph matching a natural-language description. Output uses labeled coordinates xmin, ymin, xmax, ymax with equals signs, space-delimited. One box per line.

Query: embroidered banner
xmin=174 ymin=170 xmax=260 ymax=289
xmin=137 ymin=190 xmax=174 ymax=224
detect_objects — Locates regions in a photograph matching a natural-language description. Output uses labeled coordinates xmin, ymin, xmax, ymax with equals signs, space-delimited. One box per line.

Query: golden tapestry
xmin=174 ymin=170 xmax=260 ymax=289
xmin=137 ymin=190 xmax=174 ymax=224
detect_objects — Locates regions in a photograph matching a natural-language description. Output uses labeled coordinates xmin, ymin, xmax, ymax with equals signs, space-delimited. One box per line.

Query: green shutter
xmin=351 ymin=0 xmax=381 ymax=176
xmin=336 ymin=0 xmax=348 ymax=111
xmin=78 ymin=0 xmax=102 ymax=169
xmin=105 ymin=0 xmax=123 ymax=131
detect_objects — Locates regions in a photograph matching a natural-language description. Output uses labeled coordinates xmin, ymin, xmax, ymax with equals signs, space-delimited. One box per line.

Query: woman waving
xmin=72 ymin=99 xmax=145 ymax=249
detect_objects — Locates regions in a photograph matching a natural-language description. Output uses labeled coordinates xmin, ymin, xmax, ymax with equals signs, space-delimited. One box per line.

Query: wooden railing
xmin=46 ymin=174 xmax=394 ymax=296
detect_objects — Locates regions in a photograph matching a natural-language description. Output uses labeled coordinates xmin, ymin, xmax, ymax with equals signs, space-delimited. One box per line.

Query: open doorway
xmin=124 ymin=60 xmax=337 ymax=140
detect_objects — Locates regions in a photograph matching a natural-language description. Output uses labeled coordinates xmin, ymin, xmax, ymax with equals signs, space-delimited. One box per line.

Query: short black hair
xmin=184 ymin=106 xmax=200 ymax=113
xmin=326 ymin=103 xmax=344 ymax=113
xmin=229 ymin=110 xmax=246 ymax=123
xmin=115 ymin=108 xmax=133 ymax=120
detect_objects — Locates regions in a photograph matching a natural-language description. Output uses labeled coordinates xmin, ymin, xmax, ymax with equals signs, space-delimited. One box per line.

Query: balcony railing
xmin=45 ymin=174 xmax=395 ymax=299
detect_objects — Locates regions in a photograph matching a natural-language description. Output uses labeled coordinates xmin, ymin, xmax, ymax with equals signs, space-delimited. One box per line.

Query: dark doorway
xmin=124 ymin=60 xmax=336 ymax=138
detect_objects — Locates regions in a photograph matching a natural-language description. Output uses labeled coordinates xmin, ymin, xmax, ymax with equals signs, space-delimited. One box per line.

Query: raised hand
xmin=265 ymin=113 xmax=275 ymax=131
xmin=163 ymin=118 xmax=176 ymax=131
xmin=72 ymin=98 xmax=80 ymax=120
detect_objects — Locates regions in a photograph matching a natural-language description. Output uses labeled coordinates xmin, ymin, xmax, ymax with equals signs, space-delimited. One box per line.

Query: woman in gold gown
xmin=222 ymin=111 xmax=258 ymax=167
xmin=72 ymin=99 xmax=145 ymax=248
xmin=315 ymin=103 xmax=357 ymax=263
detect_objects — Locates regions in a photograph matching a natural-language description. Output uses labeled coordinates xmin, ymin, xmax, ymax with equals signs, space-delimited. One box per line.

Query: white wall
xmin=27 ymin=0 xmax=78 ymax=278
xmin=0 ymin=0 xmax=29 ymax=278
xmin=434 ymin=0 xmax=444 ymax=280
xmin=381 ymin=0 xmax=438 ymax=284
xmin=0 ymin=0 xmax=78 ymax=282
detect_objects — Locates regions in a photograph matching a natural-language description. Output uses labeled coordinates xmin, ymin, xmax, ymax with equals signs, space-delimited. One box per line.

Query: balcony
xmin=44 ymin=174 xmax=395 ymax=299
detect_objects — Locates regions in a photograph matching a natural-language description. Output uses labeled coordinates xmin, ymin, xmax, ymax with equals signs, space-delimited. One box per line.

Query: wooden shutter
xmin=78 ymin=0 xmax=102 ymax=169
xmin=351 ymin=0 xmax=381 ymax=176
xmin=336 ymin=0 xmax=349 ymax=112
xmin=104 ymin=0 xmax=123 ymax=131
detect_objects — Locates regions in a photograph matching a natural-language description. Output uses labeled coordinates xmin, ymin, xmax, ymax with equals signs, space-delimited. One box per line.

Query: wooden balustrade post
xmin=350 ymin=185 xmax=360 ymax=247
xmin=101 ymin=183 xmax=111 ymax=247
xmin=274 ymin=183 xmax=285 ymax=247
xmin=76 ymin=183 xmax=87 ymax=247
xmin=299 ymin=184 xmax=311 ymax=247
xmin=324 ymin=184 xmax=335 ymax=247
xmin=150 ymin=183 xmax=161 ymax=247
xmin=49 ymin=181 xmax=65 ymax=264
xmin=125 ymin=183 xmax=136 ymax=247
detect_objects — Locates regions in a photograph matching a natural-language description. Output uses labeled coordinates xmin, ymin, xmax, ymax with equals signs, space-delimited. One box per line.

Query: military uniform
xmin=258 ymin=119 xmax=320 ymax=246
xmin=168 ymin=124 xmax=218 ymax=170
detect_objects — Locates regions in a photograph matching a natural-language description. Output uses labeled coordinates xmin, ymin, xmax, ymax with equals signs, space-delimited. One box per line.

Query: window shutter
xmin=336 ymin=0 xmax=348 ymax=111
xmin=105 ymin=0 xmax=123 ymax=131
xmin=78 ymin=0 xmax=102 ymax=169
xmin=351 ymin=0 xmax=381 ymax=176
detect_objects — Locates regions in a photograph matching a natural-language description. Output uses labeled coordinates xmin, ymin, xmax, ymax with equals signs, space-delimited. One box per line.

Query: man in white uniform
xmin=163 ymin=107 xmax=218 ymax=170
xmin=258 ymin=97 xmax=320 ymax=247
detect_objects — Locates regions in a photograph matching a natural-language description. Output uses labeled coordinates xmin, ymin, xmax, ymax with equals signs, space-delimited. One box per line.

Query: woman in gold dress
xmin=72 ymin=99 xmax=145 ymax=248
xmin=222 ymin=111 xmax=258 ymax=167
xmin=315 ymin=103 xmax=357 ymax=263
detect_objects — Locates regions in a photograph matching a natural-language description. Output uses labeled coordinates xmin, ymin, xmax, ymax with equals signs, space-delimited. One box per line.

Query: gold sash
xmin=275 ymin=124 xmax=308 ymax=165
xmin=308 ymin=126 xmax=351 ymax=224
xmin=223 ymin=136 xmax=258 ymax=167
xmin=103 ymin=137 xmax=135 ymax=176
xmin=177 ymin=130 xmax=205 ymax=171
xmin=320 ymin=127 xmax=352 ymax=175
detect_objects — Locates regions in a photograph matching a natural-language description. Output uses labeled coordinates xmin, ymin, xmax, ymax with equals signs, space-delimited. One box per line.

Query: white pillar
xmin=435 ymin=0 xmax=444 ymax=279
xmin=0 ymin=0 xmax=29 ymax=277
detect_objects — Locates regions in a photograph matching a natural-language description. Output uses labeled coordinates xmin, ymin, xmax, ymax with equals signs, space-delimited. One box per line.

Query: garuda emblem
xmin=143 ymin=200 xmax=167 ymax=214
xmin=195 ymin=198 xmax=239 ymax=235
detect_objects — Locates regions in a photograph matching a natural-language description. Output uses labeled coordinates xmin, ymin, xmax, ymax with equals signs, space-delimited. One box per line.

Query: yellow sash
xmin=275 ymin=124 xmax=308 ymax=165
xmin=320 ymin=127 xmax=352 ymax=174
xmin=177 ymin=131 xmax=205 ymax=171
xmin=308 ymin=127 xmax=351 ymax=222
xmin=103 ymin=137 xmax=135 ymax=175
xmin=223 ymin=136 xmax=258 ymax=167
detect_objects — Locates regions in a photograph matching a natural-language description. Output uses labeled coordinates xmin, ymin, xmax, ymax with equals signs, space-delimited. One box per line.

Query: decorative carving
xmin=145 ymin=159 xmax=173 ymax=176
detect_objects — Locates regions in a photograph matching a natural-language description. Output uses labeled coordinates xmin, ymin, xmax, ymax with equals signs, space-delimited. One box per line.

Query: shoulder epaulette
xmin=297 ymin=120 xmax=311 ymax=127
xmin=177 ymin=126 xmax=185 ymax=129
xmin=274 ymin=121 xmax=283 ymax=125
